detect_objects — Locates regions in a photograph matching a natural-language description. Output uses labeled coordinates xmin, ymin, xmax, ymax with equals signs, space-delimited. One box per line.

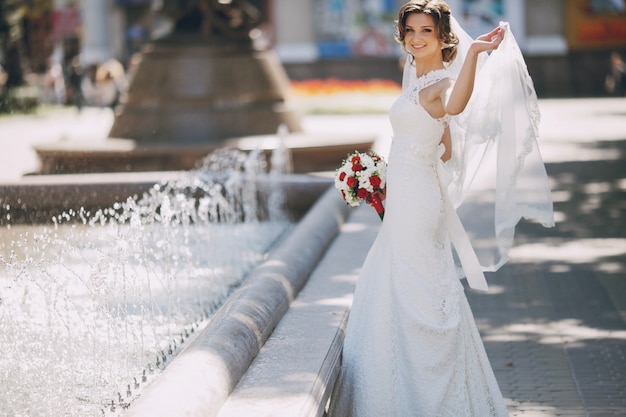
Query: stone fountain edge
xmin=123 ymin=186 xmax=351 ymax=417
xmin=0 ymin=170 xmax=343 ymax=415
xmin=0 ymin=171 xmax=333 ymax=224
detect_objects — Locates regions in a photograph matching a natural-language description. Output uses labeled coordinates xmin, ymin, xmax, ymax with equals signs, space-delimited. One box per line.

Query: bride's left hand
xmin=473 ymin=26 xmax=504 ymax=53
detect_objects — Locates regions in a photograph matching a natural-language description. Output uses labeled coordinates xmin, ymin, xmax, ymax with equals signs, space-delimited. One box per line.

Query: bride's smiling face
xmin=403 ymin=13 xmax=441 ymax=60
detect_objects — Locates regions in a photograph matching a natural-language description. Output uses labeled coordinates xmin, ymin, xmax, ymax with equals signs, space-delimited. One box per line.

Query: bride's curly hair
xmin=395 ymin=0 xmax=459 ymax=63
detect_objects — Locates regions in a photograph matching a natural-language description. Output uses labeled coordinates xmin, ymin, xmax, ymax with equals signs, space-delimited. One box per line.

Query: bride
xmin=327 ymin=1 xmax=554 ymax=416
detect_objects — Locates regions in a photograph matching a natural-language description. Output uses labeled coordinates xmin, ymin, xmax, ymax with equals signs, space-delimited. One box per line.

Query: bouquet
xmin=334 ymin=150 xmax=387 ymax=220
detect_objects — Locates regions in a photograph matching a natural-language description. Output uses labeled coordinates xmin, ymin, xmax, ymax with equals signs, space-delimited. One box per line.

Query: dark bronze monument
xmin=109 ymin=0 xmax=302 ymax=145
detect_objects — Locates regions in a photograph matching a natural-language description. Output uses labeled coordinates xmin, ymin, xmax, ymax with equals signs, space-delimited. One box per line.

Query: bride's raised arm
xmin=444 ymin=26 xmax=504 ymax=115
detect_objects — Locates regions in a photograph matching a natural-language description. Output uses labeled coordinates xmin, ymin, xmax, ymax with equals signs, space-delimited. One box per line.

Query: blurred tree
xmin=23 ymin=0 xmax=53 ymax=73
xmin=0 ymin=0 xmax=51 ymax=112
xmin=0 ymin=0 xmax=51 ymax=87
xmin=0 ymin=0 xmax=28 ymax=88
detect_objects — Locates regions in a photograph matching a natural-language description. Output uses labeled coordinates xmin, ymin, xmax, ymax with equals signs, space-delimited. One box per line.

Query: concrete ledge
xmin=124 ymin=188 xmax=352 ymax=417
xmin=216 ymin=205 xmax=381 ymax=417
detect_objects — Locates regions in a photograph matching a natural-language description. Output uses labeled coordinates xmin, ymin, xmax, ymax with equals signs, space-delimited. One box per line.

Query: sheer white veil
xmin=402 ymin=16 xmax=555 ymax=272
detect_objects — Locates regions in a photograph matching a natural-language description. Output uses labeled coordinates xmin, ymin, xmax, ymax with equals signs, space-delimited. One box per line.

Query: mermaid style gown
xmin=327 ymin=69 xmax=510 ymax=417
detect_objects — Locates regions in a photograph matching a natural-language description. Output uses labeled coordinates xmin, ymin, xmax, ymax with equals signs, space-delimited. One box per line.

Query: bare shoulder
xmin=438 ymin=77 xmax=455 ymax=106
xmin=420 ymin=78 xmax=452 ymax=118
xmin=423 ymin=77 xmax=453 ymax=102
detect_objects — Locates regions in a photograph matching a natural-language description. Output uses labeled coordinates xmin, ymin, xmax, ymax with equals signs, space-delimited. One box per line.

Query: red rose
xmin=352 ymin=163 xmax=363 ymax=172
xmin=346 ymin=176 xmax=358 ymax=188
xmin=357 ymin=188 xmax=370 ymax=199
xmin=351 ymin=155 xmax=361 ymax=164
xmin=339 ymin=171 xmax=346 ymax=181
xmin=370 ymin=175 xmax=381 ymax=188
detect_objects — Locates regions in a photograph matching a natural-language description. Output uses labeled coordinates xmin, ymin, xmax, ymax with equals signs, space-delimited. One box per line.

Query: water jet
xmin=0 ymin=149 xmax=340 ymax=417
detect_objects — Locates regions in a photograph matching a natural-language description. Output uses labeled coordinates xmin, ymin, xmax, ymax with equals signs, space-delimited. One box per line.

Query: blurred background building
xmin=2 ymin=0 xmax=626 ymax=99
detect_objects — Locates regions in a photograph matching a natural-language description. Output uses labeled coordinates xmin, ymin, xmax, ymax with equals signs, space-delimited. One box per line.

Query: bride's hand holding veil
xmin=474 ymin=26 xmax=505 ymax=52
xmin=445 ymin=25 xmax=504 ymax=115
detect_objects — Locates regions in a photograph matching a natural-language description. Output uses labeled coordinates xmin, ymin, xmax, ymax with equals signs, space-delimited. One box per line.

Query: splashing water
xmin=0 ymin=149 xmax=291 ymax=416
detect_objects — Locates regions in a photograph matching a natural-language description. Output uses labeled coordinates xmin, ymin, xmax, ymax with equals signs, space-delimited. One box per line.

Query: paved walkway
xmin=317 ymin=99 xmax=626 ymax=417
xmin=471 ymin=98 xmax=626 ymax=417
xmin=1 ymin=99 xmax=626 ymax=416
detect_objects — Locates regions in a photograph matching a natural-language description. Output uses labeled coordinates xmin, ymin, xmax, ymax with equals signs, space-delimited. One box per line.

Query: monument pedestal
xmin=109 ymin=38 xmax=302 ymax=145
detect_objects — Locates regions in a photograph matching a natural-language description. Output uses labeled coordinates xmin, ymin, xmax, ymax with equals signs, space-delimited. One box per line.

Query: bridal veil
xmin=403 ymin=16 xmax=555 ymax=278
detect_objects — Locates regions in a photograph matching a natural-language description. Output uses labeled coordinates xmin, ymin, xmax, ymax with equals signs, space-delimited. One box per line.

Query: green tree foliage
xmin=0 ymin=0 xmax=28 ymax=88
xmin=0 ymin=0 xmax=50 ymax=112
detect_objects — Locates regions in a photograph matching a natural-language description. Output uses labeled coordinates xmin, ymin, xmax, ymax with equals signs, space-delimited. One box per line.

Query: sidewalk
xmin=1 ymin=98 xmax=626 ymax=416
xmin=476 ymin=98 xmax=626 ymax=416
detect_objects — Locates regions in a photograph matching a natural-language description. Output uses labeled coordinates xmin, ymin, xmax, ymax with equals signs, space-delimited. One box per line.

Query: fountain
xmin=34 ymin=0 xmax=307 ymax=175
xmin=0 ymin=3 xmax=362 ymax=414
xmin=0 ymin=148 xmax=338 ymax=417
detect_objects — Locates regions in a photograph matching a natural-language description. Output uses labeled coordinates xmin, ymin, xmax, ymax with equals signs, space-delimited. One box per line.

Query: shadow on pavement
xmin=467 ymin=137 xmax=626 ymax=415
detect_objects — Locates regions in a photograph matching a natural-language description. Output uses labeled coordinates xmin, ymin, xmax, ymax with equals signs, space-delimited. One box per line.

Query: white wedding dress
xmin=327 ymin=68 xmax=510 ymax=417
xmin=328 ymin=20 xmax=554 ymax=417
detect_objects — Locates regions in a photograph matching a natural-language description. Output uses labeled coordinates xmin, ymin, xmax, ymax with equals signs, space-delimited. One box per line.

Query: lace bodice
xmin=390 ymin=68 xmax=450 ymax=160
xmin=405 ymin=68 xmax=450 ymax=104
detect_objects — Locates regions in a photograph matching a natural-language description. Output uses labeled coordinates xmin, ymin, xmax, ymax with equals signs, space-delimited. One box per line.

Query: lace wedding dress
xmin=327 ymin=19 xmax=553 ymax=416
xmin=327 ymin=69 xmax=510 ymax=417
